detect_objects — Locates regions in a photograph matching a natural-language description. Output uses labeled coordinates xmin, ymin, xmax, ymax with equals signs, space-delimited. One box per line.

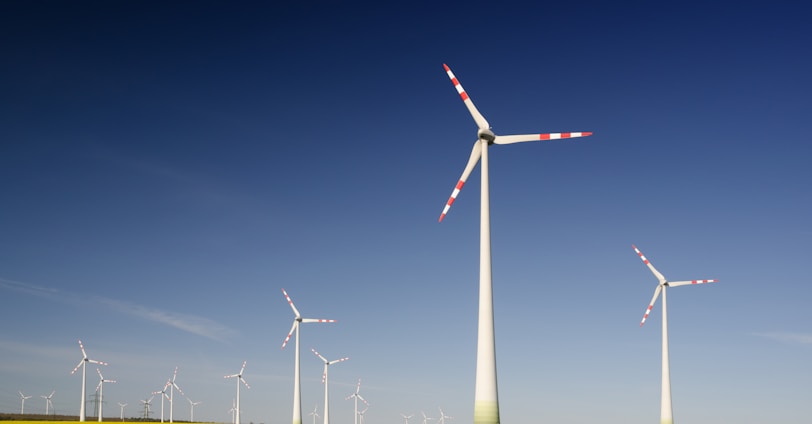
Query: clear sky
xmin=1 ymin=2 xmax=810 ymax=424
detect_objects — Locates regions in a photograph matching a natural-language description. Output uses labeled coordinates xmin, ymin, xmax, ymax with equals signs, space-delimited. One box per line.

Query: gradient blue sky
xmin=2 ymin=2 xmax=810 ymax=424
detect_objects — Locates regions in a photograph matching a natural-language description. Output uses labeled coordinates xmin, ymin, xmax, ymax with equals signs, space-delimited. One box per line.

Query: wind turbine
xmin=633 ymin=244 xmax=718 ymax=424
xmin=401 ymin=413 xmax=414 ymax=424
xmin=18 ymin=391 xmax=32 ymax=414
xmin=437 ymin=64 xmax=592 ymax=424
xmin=140 ymin=396 xmax=154 ymax=419
xmin=420 ymin=411 xmax=434 ymax=424
xmin=224 ymin=361 xmax=250 ymax=424
xmin=41 ymin=391 xmax=55 ymax=415
xmin=96 ymin=368 xmax=116 ymax=422
xmin=437 ymin=408 xmax=453 ymax=424
xmin=308 ymin=404 xmax=320 ymax=424
xmin=357 ymin=404 xmax=369 ymax=424
xmin=312 ymin=348 xmax=349 ymax=424
xmin=118 ymin=402 xmax=127 ymax=420
xmin=152 ymin=380 xmax=171 ymax=423
xmin=281 ymin=288 xmax=337 ymax=424
xmin=71 ymin=340 xmax=108 ymax=421
xmin=345 ymin=379 xmax=367 ymax=424
xmin=168 ymin=367 xmax=184 ymax=423
xmin=187 ymin=398 xmax=201 ymax=422
xmin=228 ymin=398 xmax=236 ymax=424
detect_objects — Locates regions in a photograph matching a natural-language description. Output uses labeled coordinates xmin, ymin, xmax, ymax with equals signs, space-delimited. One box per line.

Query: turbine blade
xmin=311 ymin=348 xmax=328 ymax=364
xmin=443 ymin=64 xmax=489 ymax=130
xmin=71 ymin=360 xmax=84 ymax=374
xmin=282 ymin=288 xmax=302 ymax=318
xmin=640 ymin=285 xmax=663 ymax=327
xmin=328 ymin=357 xmax=349 ymax=365
xmin=439 ymin=141 xmax=482 ymax=222
xmin=668 ymin=279 xmax=718 ymax=287
xmin=78 ymin=340 xmax=88 ymax=359
xmin=301 ymin=318 xmax=337 ymax=323
xmin=88 ymin=359 xmax=108 ymax=366
xmin=632 ymin=244 xmax=667 ymax=283
xmin=281 ymin=320 xmax=297 ymax=349
xmin=240 ymin=377 xmax=250 ymax=389
xmin=239 ymin=360 xmax=246 ymax=375
xmin=494 ymin=132 xmax=593 ymax=145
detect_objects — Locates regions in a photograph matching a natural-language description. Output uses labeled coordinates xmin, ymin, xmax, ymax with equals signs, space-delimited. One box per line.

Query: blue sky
xmin=1 ymin=1 xmax=810 ymax=424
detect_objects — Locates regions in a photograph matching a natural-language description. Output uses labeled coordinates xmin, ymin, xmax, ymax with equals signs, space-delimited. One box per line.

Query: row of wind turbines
xmin=16 ymin=390 xmax=55 ymax=415
xmin=433 ymin=64 xmax=718 ymax=424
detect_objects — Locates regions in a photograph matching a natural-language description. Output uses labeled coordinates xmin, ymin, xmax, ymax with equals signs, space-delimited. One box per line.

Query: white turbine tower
xmin=71 ymin=340 xmax=108 ymax=422
xmin=41 ymin=391 xmax=55 ymax=416
xmin=118 ymin=402 xmax=127 ymax=420
xmin=18 ymin=391 xmax=32 ymax=414
xmin=168 ymin=367 xmax=184 ymax=423
xmin=224 ymin=361 xmax=250 ymax=424
xmin=281 ymin=288 xmax=337 ymax=424
xmin=228 ymin=398 xmax=237 ymax=424
xmin=308 ymin=404 xmax=320 ymax=424
xmin=187 ymin=398 xmax=201 ymax=422
xmin=357 ymin=404 xmax=369 ymax=424
xmin=437 ymin=64 xmax=592 ymax=424
xmin=312 ymin=348 xmax=349 ymax=424
xmin=633 ymin=244 xmax=718 ymax=424
xmin=152 ymin=380 xmax=171 ymax=423
xmin=96 ymin=368 xmax=116 ymax=422
xmin=344 ymin=379 xmax=367 ymax=424
xmin=401 ymin=413 xmax=413 ymax=424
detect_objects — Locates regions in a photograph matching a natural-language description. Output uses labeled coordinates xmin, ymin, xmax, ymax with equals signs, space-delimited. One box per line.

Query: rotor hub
xmin=477 ymin=128 xmax=495 ymax=143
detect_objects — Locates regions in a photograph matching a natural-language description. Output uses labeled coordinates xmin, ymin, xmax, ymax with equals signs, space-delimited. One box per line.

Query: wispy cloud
xmin=752 ymin=331 xmax=812 ymax=345
xmin=0 ymin=277 xmax=236 ymax=342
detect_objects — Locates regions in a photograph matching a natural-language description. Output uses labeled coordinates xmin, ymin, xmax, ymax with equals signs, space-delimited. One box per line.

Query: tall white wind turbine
xmin=18 ymin=391 xmax=32 ymax=414
xmin=438 ymin=64 xmax=592 ymax=424
xmin=41 ymin=391 xmax=55 ymax=416
xmin=401 ymin=413 xmax=414 ymax=424
xmin=357 ymin=404 xmax=369 ymax=424
xmin=187 ymin=398 xmax=201 ymax=422
xmin=312 ymin=348 xmax=349 ymax=424
xmin=437 ymin=407 xmax=453 ymax=424
xmin=71 ymin=340 xmax=108 ymax=422
xmin=140 ymin=396 xmax=154 ymax=419
xmin=345 ymin=379 xmax=367 ymax=424
xmin=118 ymin=402 xmax=127 ymax=420
xmin=633 ymin=244 xmax=718 ymax=424
xmin=168 ymin=366 xmax=184 ymax=423
xmin=281 ymin=288 xmax=337 ymax=424
xmin=153 ymin=380 xmax=171 ymax=423
xmin=96 ymin=368 xmax=116 ymax=422
xmin=224 ymin=361 xmax=250 ymax=424
xmin=421 ymin=411 xmax=434 ymax=424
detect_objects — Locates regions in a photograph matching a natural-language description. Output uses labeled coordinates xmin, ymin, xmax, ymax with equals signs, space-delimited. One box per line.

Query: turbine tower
xmin=71 ymin=340 xmax=108 ymax=422
xmin=118 ymin=402 xmax=127 ymax=420
xmin=345 ymin=379 xmax=367 ymax=424
xmin=140 ymin=396 xmax=154 ymax=419
xmin=438 ymin=64 xmax=592 ymax=424
xmin=281 ymin=288 xmax=337 ymax=424
xmin=224 ymin=361 xmax=250 ymax=424
xmin=41 ymin=391 xmax=55 ymax=416
xmin=312 ymin=348 xmax=349 ymax=424
xmin=96 ymin=368 xmax=116 ymax=422
xmin=18 ymin=391 xmax=32 ymax=414
xmin=152 ymin=380 xmax=171 ymax=423
xmin=187 ymin=398 xmax=201 ymax=422
xmin=168 ymin=367 xmax=184 ymax=423
xmin=633 ymin=244 xmax=718 ymax=424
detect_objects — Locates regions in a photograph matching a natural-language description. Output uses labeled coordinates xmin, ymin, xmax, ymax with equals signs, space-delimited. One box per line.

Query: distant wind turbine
xmin=71 ymin=340 xmax=108 ymax=422
xmin=140 ymin=396 xmax=154 ymax=419
xmin=281 ymin=289 xmax=336 ymax=424
xmin=357 ymin=404 xmax=369 ymax=424
xmin=224 ymin=361 xmax=250 ymax=424
xmin=345 ymin=379 xmax=367 ymax=424
xmin=308 ymin=404 xmax=320 ymax=424
xmin=437 ymin=64 xmax=592 ymax=424
xmin=312 ymin=348 xmax=349 ymax=424
xmin=152 ymin=380 xmax=171 ymax=423
xmin=420 ymin=411 xmax=434 ymax=424
xmin=437 ymin=408 xmax=453 ymax=424
xmin=118 ymin=402 xmax=127 ymax=420
xmin=228 ymin=398 xmax=236 ymax=424
xmin=18 ymin=391 xmax=32 ymax=414
xmin=187 ymin=398 xmax=201 ymax=422
xmin=633 ymin=244 xmax=718 ymax=424
xmin=41 ymin=391 xmax=55 ymax=416
xmin=96 ymin=368 xmax=116 ymax=422
xmin=401 ymin=413 xmax=413 ymax=424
